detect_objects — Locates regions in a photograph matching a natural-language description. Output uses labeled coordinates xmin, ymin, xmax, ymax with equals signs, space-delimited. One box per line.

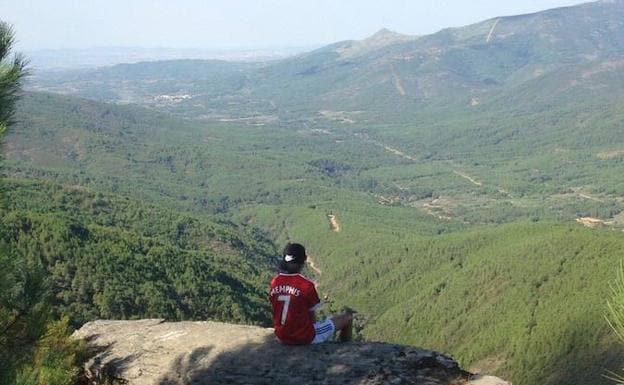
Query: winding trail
xmin=306 ymin=256 xmax=323 ymax=276
xmin=355 ymin=133 xmax=417 ymax=162
xmin=578 ymin=193 xmax=603 ymax=202
xmin=383 ymin=145 xmax=417 ymax=161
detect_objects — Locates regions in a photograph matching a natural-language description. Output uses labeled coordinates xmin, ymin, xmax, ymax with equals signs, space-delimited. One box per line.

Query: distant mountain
xmin=25 ymin=46 xmax=313 ymax=70
xmin=28 ymin=1 xmax=624 ymax=121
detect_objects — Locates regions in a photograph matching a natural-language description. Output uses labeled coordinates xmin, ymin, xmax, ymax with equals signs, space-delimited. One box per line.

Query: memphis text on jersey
xmin=270 ymin=285 xmax=301 ymax=297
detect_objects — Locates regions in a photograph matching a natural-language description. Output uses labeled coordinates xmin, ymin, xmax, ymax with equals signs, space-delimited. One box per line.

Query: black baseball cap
xmin=282 ymin=243 xmax=307 ymax=264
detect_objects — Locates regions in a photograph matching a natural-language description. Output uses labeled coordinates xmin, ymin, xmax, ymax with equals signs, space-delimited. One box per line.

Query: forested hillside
xmin=6 ymin=88 xmax=624 ymax=385
xmin=260 ymin=206 xmax=624 ymax=385
xmin=0 ymin=178 xmax=277 ymax=384
xmin=6 ymin=2 xmax=624 ymax=385
xmin=3 ymin=178 xmax=275 ymax=325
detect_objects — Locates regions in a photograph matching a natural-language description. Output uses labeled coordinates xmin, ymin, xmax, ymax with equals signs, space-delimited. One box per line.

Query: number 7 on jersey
xmin=277 ymin=295 xmax=291 ymax=325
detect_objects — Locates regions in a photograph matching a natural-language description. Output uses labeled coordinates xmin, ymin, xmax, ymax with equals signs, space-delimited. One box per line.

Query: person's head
xmin=280 ymin=242 xmax=307 ymax=274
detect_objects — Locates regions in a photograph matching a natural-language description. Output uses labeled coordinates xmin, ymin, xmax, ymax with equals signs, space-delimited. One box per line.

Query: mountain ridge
xmin=28 ymin=0 xmax=624 ymax=121
xmin=334 ymin=28 xmax=417 ymax=58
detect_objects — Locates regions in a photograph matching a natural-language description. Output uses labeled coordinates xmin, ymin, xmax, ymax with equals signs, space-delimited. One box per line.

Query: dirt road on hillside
xmin=383 ymin=145 xmax=417 ymax=161
xmin=328 ymin=214 xmax=341 ymax=232
xmin=453 ymin=170 xmax=482 ymax=186
xmin=486 ymin=19 xmax=500 ymax=43
xmin=390 ymin=64 xmax=407 ymax=96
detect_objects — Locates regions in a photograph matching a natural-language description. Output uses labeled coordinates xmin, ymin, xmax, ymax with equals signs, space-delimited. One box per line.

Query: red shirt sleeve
xmin=306 ymin=282 xmax=321 ymax=311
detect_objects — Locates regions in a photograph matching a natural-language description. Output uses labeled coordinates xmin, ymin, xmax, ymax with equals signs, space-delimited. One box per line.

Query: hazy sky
xmin=3 ymin=0 xmax=591 ymax=51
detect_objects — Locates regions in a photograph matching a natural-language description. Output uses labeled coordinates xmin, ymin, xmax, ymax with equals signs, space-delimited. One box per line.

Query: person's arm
xmin=309 ymin=285 xmax=321 ymax=322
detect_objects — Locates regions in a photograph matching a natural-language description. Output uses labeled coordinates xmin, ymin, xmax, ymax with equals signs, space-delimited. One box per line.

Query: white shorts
xmin=311 ymin=318 xmax=335 ymax=344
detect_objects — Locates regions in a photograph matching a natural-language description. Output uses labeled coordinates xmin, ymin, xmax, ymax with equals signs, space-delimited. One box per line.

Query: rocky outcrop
xmin=73 ymin=320 xmax=509 ymax=385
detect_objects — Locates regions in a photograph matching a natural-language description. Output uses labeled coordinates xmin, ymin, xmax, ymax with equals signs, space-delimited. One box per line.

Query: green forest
xmin=4 ymin=3 xmax=624 ymax=384
xmin=1 ymin=179 xmax=277 ymax=383
xmin=6 ymin=88 xmax=624 ymax=385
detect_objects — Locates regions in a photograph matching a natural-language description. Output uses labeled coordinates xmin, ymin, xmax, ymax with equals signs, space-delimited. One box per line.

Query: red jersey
xmin=269 ymin=273 xmax=320 ymax=345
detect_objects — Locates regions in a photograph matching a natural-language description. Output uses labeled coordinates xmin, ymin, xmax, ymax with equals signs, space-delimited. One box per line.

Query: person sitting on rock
xmin=269 ymin=242 xmax=353 ymax=345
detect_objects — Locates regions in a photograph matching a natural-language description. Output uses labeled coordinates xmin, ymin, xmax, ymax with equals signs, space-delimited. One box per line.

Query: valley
xmin=5 ymin=2 xmax=624 ymax=385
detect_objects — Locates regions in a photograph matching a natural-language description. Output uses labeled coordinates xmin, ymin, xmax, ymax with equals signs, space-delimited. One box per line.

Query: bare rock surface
xmin=73 ymin=319 xmax=510 ymax=385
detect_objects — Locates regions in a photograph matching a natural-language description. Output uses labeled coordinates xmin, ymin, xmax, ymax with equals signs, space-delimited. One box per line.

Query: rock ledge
xmin=73 ymin=319 xmax=509 ymax=385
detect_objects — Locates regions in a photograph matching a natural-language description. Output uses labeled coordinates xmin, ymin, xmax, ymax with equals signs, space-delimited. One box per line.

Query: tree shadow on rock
xmin=81 ymin=337 xmax=140 ymax=384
